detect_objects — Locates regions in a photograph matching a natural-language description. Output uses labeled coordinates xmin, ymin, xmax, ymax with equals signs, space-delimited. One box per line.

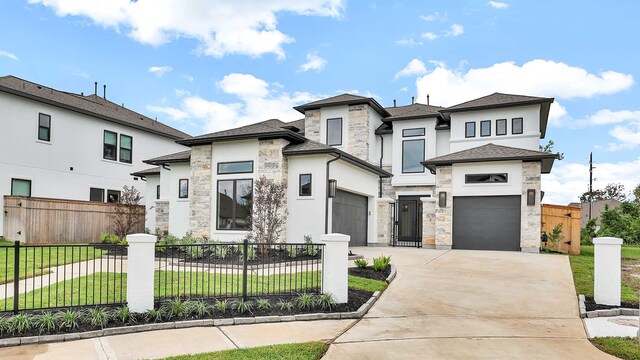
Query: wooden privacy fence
xmin=3 ymin=196 xmax=144 ymax=244
xmin=541 ymin=204 xmax=581 ymax=255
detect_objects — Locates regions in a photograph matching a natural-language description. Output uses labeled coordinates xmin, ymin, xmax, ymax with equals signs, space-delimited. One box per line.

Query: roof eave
xmin=294 ymin=99 xmax=391 ymax=117
xmin=539 ymin=100 xmax=553 ymax=138
xmin=441 ymin=98 xmax=555 ymax=114
xmin=177 ymin=131 xmax=305 ymax=146
xmin=421 ymin=154 xmax=559 ymax=168
xmin=283 ymin=148 xmax=392 ymax=178
xmin=383 ymin=113 xmax=442 ymax=122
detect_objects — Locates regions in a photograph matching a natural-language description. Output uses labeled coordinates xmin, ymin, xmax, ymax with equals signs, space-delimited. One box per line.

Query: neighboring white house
xmin=0 ymin=75 xmax=190 ymax=237
xmin=142 ymin=92 xmax=559 ymax=253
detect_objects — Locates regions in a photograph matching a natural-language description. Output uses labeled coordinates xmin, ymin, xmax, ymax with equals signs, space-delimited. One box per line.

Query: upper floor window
xmin=465 ymin=122 xmax=476 ymax=138
xmin=480 ymin=120 xmax=491 ymax=137
xmin=179 ymin=179 xmax=189 ymax=199
xmin=299 ymin=174 xmax=312 ymax=196
xmin=402 ymin=139 xmax=425 ymax=174
xmin=217 ymin=179 xmax=253 ymax=230
xmin=103 ymin=131 xmax=117 ymax=160
xmin=38 ymin=113 xmax=51 ymax=141
xmin=90 ymin=188 xmax=104 ymax=202
xmin=512 ymin=118 xmax=523 ymax=134
xmin=327 ymin=118 xmax=343 ymax=146
xmin=107 ymin=189 xmax=121 ymax=203
xmin=119 ymin=135 xmax=133 ymax=163
xmin=11 ymin=178 xmax=31 ymax=197
xmin=465 ymin=173 xmax=508 ymax=183
xmin=218 ymin=161 xmax=254 ymax=174
xmin=402 ymin=128 xmax=425 ymax=137
xmin=496 ymin=119 xmax=507 ymax=136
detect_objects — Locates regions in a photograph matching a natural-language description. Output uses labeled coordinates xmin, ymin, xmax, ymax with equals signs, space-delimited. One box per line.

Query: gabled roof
xmin=384 ymin=103 xmax=446 ymax=121
xmin=374 ymin=122 xmax=393 ymax=135
xmin=282 ymin=118 xmax=305 ymax=135
xmin=421 ymin=143 xmax=558 ymax=174
xmin=144 ymin=150 xmax=191 ymax=165
xmin=177 ymin=119 xmax=306 ymax=146
xmin=0 ymin=75 xmax=190 ymax=140
xmin=293 ymin=94 xmax=391 ymax=117
xmin=130 ymin=167 xmax=160 ymax=178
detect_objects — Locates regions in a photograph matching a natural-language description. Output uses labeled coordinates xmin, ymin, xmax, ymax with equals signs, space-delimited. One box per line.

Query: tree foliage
xmin=109 ymin=185 xmax=145 ymax=239
xmin=246 ymin=176 xmax=288 ymax=244
xmin=597 ymin=202 xmax=640 ymax=244
xmin=539 ymin=140 xmax=564 ymax=160
xmin=634 ymin=183 xmax=640 ymax=202
xmin=579 ymin=183 xmax=627 ymax=203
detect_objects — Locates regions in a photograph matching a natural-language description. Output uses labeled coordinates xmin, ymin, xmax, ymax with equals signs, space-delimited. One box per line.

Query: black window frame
xmin=106 ymin=189 xmax=121 ymax=203
xmin=156 ymin=185 xmax=161 ymax=200
xmin=465 ymin=122 xmax=476 ymax=138
xmin=326 ymin=118 xmax=343 ymax=146
xmin=38 ymin=113 xmax=51 ymax=142
xmin=11 ymin=178 xmax=32 ymax=197
xmin=496 ymin=119 xmax=507 ymax=136
xmin=512 ymin=117 xmax=523 ymax=134
xmin=465 ymin=173 xmax=509 ymax=184
xmin=217 ymin=161 xmax=254 ymax=175
xmin=89 ymin=187 xmax=104 ymax=202
xmin=402 ymin=128 xmax=425 ymax=137
xmin=178 ymin=179 xmax=189 ymax=199
xmin=119 ymin=134 xmax=133 ymax=164
xmin=480 ymin=120 xmax=491 ymax=137
xmin=216 ymin=178 xmax=254 ymax=230
xmin=103 ymin=130 xmax=118 ymax=161
xmin=299 ymin=174 xmax=312 ymax=196
xmin=401 ymin=139 xmax=426 ymax=174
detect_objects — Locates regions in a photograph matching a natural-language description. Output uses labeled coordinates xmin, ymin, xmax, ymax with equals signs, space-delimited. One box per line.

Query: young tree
xmin=109 ymin=185 xmax=146 ymax=239
xmin=579 ymin=183 xmax=626 ymax=203
xmin=633 ymin=183 xmax=640 ymax=202
xmin=539 ymin=140 xmax=564 ymax=160
xmin=246 ymin=176 xmax=288 ymax=245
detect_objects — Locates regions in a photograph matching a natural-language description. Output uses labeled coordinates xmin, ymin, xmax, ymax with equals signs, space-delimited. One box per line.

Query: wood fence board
xmin=541 ymin=204 xmax=581 ymax=255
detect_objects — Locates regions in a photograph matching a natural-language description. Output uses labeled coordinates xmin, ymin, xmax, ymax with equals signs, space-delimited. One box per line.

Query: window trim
xmin=106 ymin=189 xmax=121 ymax=203
xmin=103 ymin=130 xmax=118 ymax=161
xmin=512 ymin=117 xmax=523 ymax=135
xmin=119 ymin=134 xmax=133 ymax=164
xmin=38 ymin=113 xmax=51 ymax=142
xmin=465 ymin=122 xmax=476 ymax=138
xmin=89 ymin=187 xmax=105 ymax=202
xmin=217 ymin=161 xmax=254 ymax=175
xmin=402 ymin=128 xmax=425 ymax=137
xmin=480 ymin=120 xmax=491 ymax=137
xmin=326 ymin=117 xmax=343 ymax=146
xmin=465 ymin=173 xmax=509 ymax=184
xmin=156 ymin=185 xmax=161 ymax=200
xmin=216 ymin=178 xmax=254 ymax=231
xmin=299 ymin=173 xmax=312 ymax=197
xmin=11 ymin=178 xmax=32 ymax=197
xmin=496 ymin=119 xmax=507 ymax=136
xmin=401 ymin=139 xmax=426 ymax=174
xmin=178 ymin=179 xmax=189 ymax=199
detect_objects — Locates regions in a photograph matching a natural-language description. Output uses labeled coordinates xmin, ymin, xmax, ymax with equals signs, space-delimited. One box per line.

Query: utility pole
xmin=589 ymin=152 xmax=593 ymax=221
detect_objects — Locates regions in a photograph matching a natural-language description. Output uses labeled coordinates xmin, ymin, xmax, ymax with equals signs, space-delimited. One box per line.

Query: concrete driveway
xmin=325 ymin=247 xmax=614 ymax=359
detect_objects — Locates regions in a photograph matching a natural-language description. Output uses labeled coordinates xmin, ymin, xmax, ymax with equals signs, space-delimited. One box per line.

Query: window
xmin=90 ymin=188 xmax=104 ymax=202
xmin=465 ymin=122 xmax=476 ymax=138
xmin=465 ymin=173 xmax=508 ymax=183
xmin=217 ymin=179 xmax=253 ymax=230
xmin=119 ymin=134 xmax=132 ymax=163
xmin=512 ymin=117 xmax=523 ymax=134
xmin=38 ymin=113 xmax=51 ymax=141
xmin=299 ymin=174 xmax=312 ymax=196
xmin=107 ymin=190 xmax=121 ymax=203
xmin=496 ymin=119 xmax=507 ymax=136
xmin=217 ymin=161 xmax=254 ymax=174
xmin=179 ymin=179 xmax=189 ymax=199
xmin=326 ymin=118 xmax=343 ymax=146
xmin=402 ymin=139 xmax=425 ymax=173
xmin=11 ymin=178 xmax=31 ymax=197
xmin=480 ymin=120 xmax=491 ymax=137
xmin=103 ymin=131 xmax=117 ymax=160
xmin=156 ymin=185 xmax=161 ymax=200
xmin=402 ymin=128 xmax=425 ymax=137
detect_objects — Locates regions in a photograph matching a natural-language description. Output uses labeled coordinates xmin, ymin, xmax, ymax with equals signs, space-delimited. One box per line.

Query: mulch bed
xmin=348 ymin=266 xmax=391 ymax=281
xmin=584 ymin=296 xmax=639 ymax=311
xmin=92 ymin=244 xmax=128 ymax=256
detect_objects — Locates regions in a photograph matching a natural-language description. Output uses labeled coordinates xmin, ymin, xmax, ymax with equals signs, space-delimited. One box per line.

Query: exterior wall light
xmin=527 ymin=189 xmax=536 ymax=206
xmin=328 ymin=179 xmax=338 ymax=198
xmin=439 ymin=191 xmax=447 ymax=207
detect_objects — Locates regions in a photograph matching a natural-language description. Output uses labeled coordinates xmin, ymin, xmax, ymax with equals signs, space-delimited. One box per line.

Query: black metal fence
xmin=0 ymin=241 xmax=127 ymax=314
xmin=154 ymin=240 xmax=324 ymax=303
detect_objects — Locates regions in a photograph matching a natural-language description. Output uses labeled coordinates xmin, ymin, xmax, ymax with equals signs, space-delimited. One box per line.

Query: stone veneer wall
xmin=376 ymin=199 xmax=394 ymax=245
xmin=304 ymin=109 xmax=321 ymax=143
xmin=155 ymin=201 xmax=169 ymax=235
xmin=520 ymin=161 xmax=542 ymax=253
xmin=257 ymin=139 xmax=289 ymax=242
xmin=347 ymin=104 xmax=370 ymax=161
xmin=422 ymin=198 xmax=436 ymax=246
xmin=434 ymin=165 xmax=453 ymax=250
xmin=189 ymin=144 xmax=212 ymax=238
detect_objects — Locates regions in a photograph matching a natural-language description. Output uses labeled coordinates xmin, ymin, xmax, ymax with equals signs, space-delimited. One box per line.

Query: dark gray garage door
xmin=452 ymin=196 xmax=521 ymax=251
xmin=332 ymin=190 xmax=368 ymax=246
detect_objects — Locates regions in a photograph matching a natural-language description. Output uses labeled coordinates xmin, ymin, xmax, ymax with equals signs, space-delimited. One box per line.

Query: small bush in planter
xmin=147 ymin=308 xmax=164 ymax=323
xmin=187 ymin=300 xmax=209 ymax=318
xmin=8 ymin=314 xmax=32 ymax=335
xmin=89 ymin=308 xmax=110 ymax=329
xmin=256 ymin=298 xmax=270 ymax=310
xmin=372 ymin=255 xmax=391 ymax=272
xmin=354 ymin=259 xmax=368 ymax=268
xmin=234 ymin=299 xmax=253 ymax=315
xmin=317 ymin=294 xmax=336 ymax=310
xmin=166 ymin=298 xmax=187 ymax=319
xmin=277 ymin=299 xmax=294 ymax=311
xmin=297 ymin=293 xmax=314 ymax=310
xmin=214 ymin=299 xmax=229 ymax=314
xmin=36 ymin=311 xmax=57 ymax=334
xmin=116 ymin=306 xmax=134 ymax=324
xmin=304 ymin=235 xmax=319 ymax=257
xmin=58 ymin=310 xmax=82 ymax=331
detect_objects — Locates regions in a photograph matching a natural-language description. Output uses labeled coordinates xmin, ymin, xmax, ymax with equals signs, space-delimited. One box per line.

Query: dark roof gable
xmin=445 ymin=92 xmax=553 ymax=112
xmin=144 ymin=150 xmax=191 ymax=165
xmin=384 ymin=103 xmax=446 ymax=121
xmin=177 ymin=119 xmax=306 ymax=146
xmin=293 ymin=93 xmax=390 ymax=117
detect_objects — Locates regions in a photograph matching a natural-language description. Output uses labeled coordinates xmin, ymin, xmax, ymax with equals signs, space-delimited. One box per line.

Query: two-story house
xmin=139 ymin=92 xmax=558 ymax=253
xmin=0 ymin=75 xmax=190 ymax=237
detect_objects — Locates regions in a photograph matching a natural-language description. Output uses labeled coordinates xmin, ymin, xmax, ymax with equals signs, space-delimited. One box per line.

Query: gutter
xmin=325 ymin=154 xmax=342 ymax=234
xmin=378 ymin=134 xmax=384 ymax=197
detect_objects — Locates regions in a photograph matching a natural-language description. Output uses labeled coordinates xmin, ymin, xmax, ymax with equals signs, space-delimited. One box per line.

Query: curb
xmin=578 ymin=294 xmax=639 ymax=319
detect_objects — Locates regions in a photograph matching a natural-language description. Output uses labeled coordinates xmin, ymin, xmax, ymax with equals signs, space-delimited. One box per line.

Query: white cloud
xmin=580 ymin=109 xmax=640 ymax=126
xmin=394 ymin=59 xmax=427 ymax=81
xmin=217 ymin=73 xmax=269 ymax=98
xmin=444 ymin=23 xmax=464 ymax=37
xmin=0 ymin=51 xmax=18 ymax=61
xmin=488 ymin=1 xmax=510 ymax=9
xmin=399 ymin=87 xmax=408 ymax=92
xmin=420 ymin=12 xmax=447 ymax=22
xmin=182 ymin=75 xmax=194 ymax=82
xmin=298 ymin=53 xmax=327 ymax=72
xmin=29 ymin=0 xmax=344 ymax=59
xmin=421 ymin=32 xmax=438 ymax=40
xmin=148 ymin=65 xmax=173 ymax=77
xmin=395 ymin=38 xmax=422 ymax=47
xmin=146 ymin=105 xmax=189 ymax=120
xmin=607 ymin=120 xmax=640 ymax=151
xmin=174 ymin=88 xmax=191 ymax=97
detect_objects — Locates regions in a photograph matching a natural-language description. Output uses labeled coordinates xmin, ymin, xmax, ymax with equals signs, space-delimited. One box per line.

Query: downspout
xmin=325 ymin=154 xmax=342 ymax=234
xmin=378 ymin=134 xmax=384 ymax=198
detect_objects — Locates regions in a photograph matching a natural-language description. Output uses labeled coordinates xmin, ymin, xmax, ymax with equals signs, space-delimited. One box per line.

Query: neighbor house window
xmin=480 ymin=120 xmax=491 ymax=137
xmin=465 ymin=173 xmax=508 ymax=183
xmin=217 ymin=161 xmax=254 ymax=174
xmin=299 ymin=174 xmax=312 ymax=196
xmin=326 ymin=118 xmax=343 ymax=146
xmin=179 ymin=179 xmax=189 ymax=199
xmin=217 ymin=179 xmax=253 ymax=230
xmin=402 ymin=139 xmax=425 ymax=174
xmin=119 ymin=134 xmax=132 ymax=164
xmin=11 ymin=178 xmax=31 ymax=197
xmin=496 ymin=119 xmax=507 ymax=136
xmin=107 ymin=190 xmax=121 ymax=203
xmin=38 ymin=113 xmax=51 ymax=141
xmin=512 ymin=117 xmax=523 ymax=134
xmin=90 ymin=188 xmax=104 ymax=202
xmin=103 ymin=130 xmax=117 ymax=160
xmin=465 ymin=122 xmax=476 ymax=138
xmin=156 ymin=185 xmax=160 ymax=200
xmin=402 ymin=128 xmax=425 ymax=137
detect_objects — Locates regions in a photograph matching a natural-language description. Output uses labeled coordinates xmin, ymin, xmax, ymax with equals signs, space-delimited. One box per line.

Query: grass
xmin=591 ymin=337 xmax=640 ymax=360
xmin=347 ymin=275 xmax=388 ymax=292
xmin=0 ymin=240 xmax=105 ymax=284
xmin=160 ymin=342 xmax=329 ymax=360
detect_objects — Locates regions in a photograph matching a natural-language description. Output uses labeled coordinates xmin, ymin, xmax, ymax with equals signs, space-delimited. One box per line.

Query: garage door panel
xmin=453 ymin=196 xmax=521 ymax=251
xmin=332 ymin=190 xmax=368 ymax=246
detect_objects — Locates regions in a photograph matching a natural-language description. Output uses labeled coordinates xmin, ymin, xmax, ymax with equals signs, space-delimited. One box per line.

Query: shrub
xmin=147 ymin=308 xmax=164 ymax=323
xmin=241 ymin=245 xmax=257 ymax=261
xmin=287 ymin=245 xmax=298 ymax=258
xmin=246 ymin=176 xmax=288 ymax=244
xmin=8 ymin=314 xmax=32 ymax=334
xmin=109 ymin=234 xmax=120 ymax=245
xmin=304 ymin=235 xmax=319 ymax=257
xmin=547 ymin=223 xmax=564 ymax=250
xmin=187 ymin=300 xmax=209 ymax=318
xmin=36 ymin=311 xmax=57 ymax=334
xmin=372 ymin=255 xmax=391 ymax=272
xmin=0 ymin=316 xmax=8 ymax=335
xmin=163 ymin=234 xmax=180 ymax=246
xmin=109 ymin=185 xmax=145 ymax=239
xmin=116 ymin=306 xmax=133 ymax=324
xmin=256 ymin=298 xmax=270 ymax=310
xmin=119 ymin=236 xmax=128 ymax=245
xmin=581 ymin=218 xmax=597 ymax=245
xmin=58 ymin=310 xmax=81 ymax=331
xmin=166 ymin=298 xmax=187 ymax=319
xmin=234 ymin=299 xmax=253 ymax=315
xmin=89 ymin=308 xmax=110 ymax=329
xmin=354 ymin=259 xmax=368 ymax=268
xmin=99 ymin=232 xmax=111 ymax=244
xmin=277 ymin=299 xmax=294 ymax=311
xmin=214 ymin=299 xmax=229 ymax=314
xmin=317 ymin=294 xmax=336 ymax=310
xmin=297 ymin=293 xmax=314 ymax=310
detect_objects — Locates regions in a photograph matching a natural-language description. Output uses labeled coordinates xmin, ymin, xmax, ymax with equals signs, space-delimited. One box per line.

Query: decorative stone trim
xmin=578 ymin=294 xmax=639 ymax=318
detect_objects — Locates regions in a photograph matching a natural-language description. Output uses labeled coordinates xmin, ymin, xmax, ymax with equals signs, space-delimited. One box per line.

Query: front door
xmin=395 ymin=196 xmax=422 ymax=247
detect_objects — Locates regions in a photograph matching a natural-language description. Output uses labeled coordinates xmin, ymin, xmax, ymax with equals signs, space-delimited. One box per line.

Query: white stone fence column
xmin=593 ymin=237 xmax=622 ymax=306
xmin=126 ymin=233 xmax=157 ymax=313
xmin=320 ymin=233 xmax=350 ymax=303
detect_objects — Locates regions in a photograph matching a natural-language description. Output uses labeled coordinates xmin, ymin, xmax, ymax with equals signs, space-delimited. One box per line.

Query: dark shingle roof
xmin=0 ymin=75 xmax=190 ymax=140
xmin=445 ymin=92 xmax=553 ymax=112
xmin=144 ymin=150 xmax=191 ymax=165
xmin=421 ymin=143 xmax=558 ymax=174
xmin=130 ymin=167 xmax=160 ymax=177
xmin=178 ymin=119 xmax=306 ymax=146
xmin=282 ymin=118 xmax=305 ymax=135
xmin=384 ymin=103 xmax=446 ymax=120
xmin=293 ymin=93 xmax=390 ymax=117
xmin=374 ymin=122 xmax=393 ymax=135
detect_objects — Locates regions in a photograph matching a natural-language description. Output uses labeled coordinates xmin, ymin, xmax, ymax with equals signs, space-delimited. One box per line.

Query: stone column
xmin=321 ymin=233 xmax=350 ymax=303
xmin=126 ymin=234 xmax=157 ymax=313
xmin=189 ymin=144 xmax=212 ymax=238
xmin=258 ymin=139 xmax=289 ymax=242
xmin=421 ymin=197 xmax=437 ymax=247
xmin=304 ymin=109 xmax=321 ymax=143
xmin=347 ymin=104 xmax=370 ymax=161
xmin=155 ymin=201 xmax=169 ymax=235
xmin=521 ymin=161 xmax=541 ymax=253
xmin=435 ymin=165 xmax=452 ymax=250
xmin=593 ymin=237 xmax=622 ymax=306
xmin=377 ymin=198 xmax=394 ymax=245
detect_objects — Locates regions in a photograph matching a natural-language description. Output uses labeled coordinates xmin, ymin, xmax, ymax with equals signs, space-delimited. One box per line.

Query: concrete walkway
xmin=325 ymin=247 xmax=615 ymax=359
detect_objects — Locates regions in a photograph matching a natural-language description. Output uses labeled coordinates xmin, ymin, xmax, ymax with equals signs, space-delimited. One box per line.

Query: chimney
xmin=81 ymin=92 xmax=84 ymax=96
xmin=103 ymin=84 xmax=106 ymax=99
xmin=427 ymin=94 xmax=430 ymax=105
xmin=393 ymin=99 xmax=396 ymax=107
xmin=411 ymin=96 xmax=415 ymax=105
xmin=94 ymin=81 xmax=97 ymax=96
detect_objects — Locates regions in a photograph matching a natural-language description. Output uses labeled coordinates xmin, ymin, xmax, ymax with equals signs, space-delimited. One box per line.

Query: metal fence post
xmin=13 ymin=241 xmax=20 ymax=314
xmin=242 ymin=239 xmax=248 ymax=302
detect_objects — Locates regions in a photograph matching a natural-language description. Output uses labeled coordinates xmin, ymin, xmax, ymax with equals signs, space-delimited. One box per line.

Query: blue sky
xmin=1 ymin=0 xmax=639 ymax=204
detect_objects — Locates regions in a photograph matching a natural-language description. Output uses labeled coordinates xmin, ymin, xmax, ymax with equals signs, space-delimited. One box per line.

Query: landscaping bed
xmin=348 ymin=265 xmax=391 ymax=281
xmin=583 ymin=297 xmax=638 ymax=312
xmin=161 ymin=341 xmax=329 ymax=360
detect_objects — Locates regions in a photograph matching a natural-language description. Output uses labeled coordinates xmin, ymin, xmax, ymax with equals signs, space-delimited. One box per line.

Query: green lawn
xmin=347 ymin=275 xmax=387 ymax=292
xmin=161 ymin=341 xmax=328 ymax=360
xmin=591 ymin=337 xmax=640 ymax=360
xmin=0 ymin=240 xmax=105 ymax=284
